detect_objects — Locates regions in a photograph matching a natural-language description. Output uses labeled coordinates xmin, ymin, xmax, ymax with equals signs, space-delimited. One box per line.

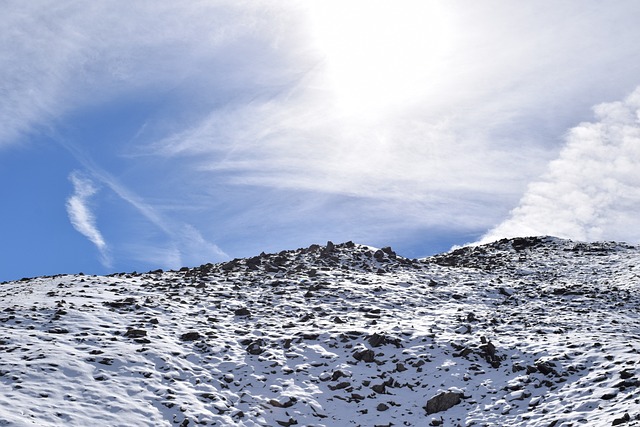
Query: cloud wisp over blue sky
xmin=2 ymin=0 xmax=640 ymax=280
xmin=66 ymin=171 xmax=110 ymax=268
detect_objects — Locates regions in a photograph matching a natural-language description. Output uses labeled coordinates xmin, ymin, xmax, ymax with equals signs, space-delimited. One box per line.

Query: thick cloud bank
xmin=482 ymin=87 xmax=640 ymax=244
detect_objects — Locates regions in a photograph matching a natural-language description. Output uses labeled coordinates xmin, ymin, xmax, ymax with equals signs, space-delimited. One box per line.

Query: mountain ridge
xmin=1 ymin=236 xmax=639 ymax=426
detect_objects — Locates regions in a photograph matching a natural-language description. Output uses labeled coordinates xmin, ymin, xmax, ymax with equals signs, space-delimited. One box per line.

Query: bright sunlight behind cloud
xmin=3 ymin=1 xmax=640 ymax=280
xmin=309 ymin=0 xmax=451 ymax=115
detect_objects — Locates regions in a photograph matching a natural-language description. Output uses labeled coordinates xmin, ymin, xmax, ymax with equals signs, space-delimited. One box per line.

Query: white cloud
xmin=66 ymin=172 xmax=111 ymax=267
xmin=0 ymin=1 xmax=302 ymax=148
xmin=7 ymin=1 xmax=640 ymax=260
xmin=482 ymin=87 xmax=640 ymax=244
xmin=60 ymin=141 xmax=229 ymax=269
xmin=136 ymin=1 xmax=640 ymax=239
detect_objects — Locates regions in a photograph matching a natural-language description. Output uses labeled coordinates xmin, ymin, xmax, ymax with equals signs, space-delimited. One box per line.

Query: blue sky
xmin=3 ymin=1 xmax=640 ymax=281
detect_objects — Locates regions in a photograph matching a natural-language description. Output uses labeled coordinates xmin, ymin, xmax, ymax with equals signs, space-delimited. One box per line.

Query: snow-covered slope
xmin=1 ymin=237 xmax=639 ymax=426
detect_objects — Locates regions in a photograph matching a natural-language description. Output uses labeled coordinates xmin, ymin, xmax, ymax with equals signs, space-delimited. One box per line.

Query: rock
xmin=425 ymin=391 xmax=463 ymax=414
xmin=612 ymin=413 xmax=631 ymax=425
xmin=511 ymin=237 xmax=542 ymax=251
xmin=246 ymin=339 xmax=265 ymax=355
xmin=275 ymin=418 xmax=298 ymax=427
xmin=322 ymin=241 xmax=335 ymax=256
xmin=234 ymin=307 xmax=251 ymax=316
xmin=124 ymin=328 xmax=147 ymax=338
xmin=535 ymin=361 xmax=557 ymax=376
xmin=269 ymin=397 xmax=297 ymax=408
xmin=328 ymin=381 xmax=351 ymax=391
xmin=479 ymin=340 xmax=501 ymax=368
xmin=46 ymin=328 xmax=69 ymax=334
xmin=331 ymin=370 xmax=349 ymax=381
xmin=376 ymin=403 xmax=389 ymax=411
xmin=368 ymin=333 xmax=386 ymax=347
xmin=371 ymin=383 xmax=386 ymax=394
xmin=374 ymin=250 xmax=385 ymax=261
xmin=620 ymin=370 xmax=635 ymax=380
xmin=381 ymin=246 xmax=396 ymax=258
xmin=498 ymin=287 xmax=513 ymax=297
xmin=180 ymin=331 xmax=201 ymax=341
xmin=353 ymin=348 xmax=375 ymax=363
xmin=350 ymin=393 xmax=365 ymax=402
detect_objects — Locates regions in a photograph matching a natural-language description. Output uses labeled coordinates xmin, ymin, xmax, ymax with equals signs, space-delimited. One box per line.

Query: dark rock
xmin=322 ymin=241 xmax=335 ymax=255
xmin=104 ymin=297 xmax=137 ymax=309
xmin=381 ymin=246 xmax=396 ymax=258
xmin=479 ymin=340 xmax=501 ymax=368
xmin=368 ymin=333 xmax=386 ymax=347
xmin=353 ymin=348 xmax=376 ymax=363
xmin=512 ymin=363 xmax=526 ymax=373
xmin=620 ymin=370 xmax=635 ymax=380
xmin=329 ymin=381 xmax=351 ymax=391
xmin=269 ymin=397 xmax=297 ymax=408
xmin=535 ymin=361 xmax=557 ymax=376
xmin=124 ymin=328 xmax=147 ymax=338
xmin=511 ymin=237 xmax=542 ymax=251
xmin=246 ymin=339 xmax=265 ymax=355
xmin=612 ymin=413 xmax=631 ymax=425
xmin=275 ymin=418 xmax=298 ymax=427
xmin=331 ymin=370 xmax=349 ymax=381
xmin=376 ymin=403 xmax=389 ymax=411
xmin=425 ymin=391 xmax=463 ymax=414
xmin=371 ymin=383 xmax=386 ymax=394
xmin=46 ymin=328 xmax=69 ymax=334
xmin=350 ymin=393 xmax=365 ymax=402
xmin=498 ymin=287 xmax=512 ymax=297
xmin=180 ymin=332 xmax=201 ymax=341
xmin=234 ymin=308 xmax=251 ymax=316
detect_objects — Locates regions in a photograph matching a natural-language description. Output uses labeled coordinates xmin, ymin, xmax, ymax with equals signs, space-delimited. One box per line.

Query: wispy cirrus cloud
xmin=60 ymin=138 xmax=228 ymax=270
xmin=66 ymin=171 xmax=111 ymax=267
xmin=139 ymin=0 xmax=640 ymax=242
xmin=0 ymin=1 xmax=303 ymax=148
xmin=5 ymin=0 xmax=640 ymax=281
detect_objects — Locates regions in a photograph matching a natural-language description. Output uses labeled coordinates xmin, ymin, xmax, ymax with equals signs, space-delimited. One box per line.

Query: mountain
xmin=1 ymin=236 xmax=639 ymax=426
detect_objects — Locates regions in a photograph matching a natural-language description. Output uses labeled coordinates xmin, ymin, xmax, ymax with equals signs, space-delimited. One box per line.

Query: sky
xmin=2 ymin=1 xmax=640 ymax=281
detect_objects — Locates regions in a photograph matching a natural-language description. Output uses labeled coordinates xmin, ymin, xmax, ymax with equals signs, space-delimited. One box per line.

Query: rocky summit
xmin=1 ymin=236 xmax=640 ymax=426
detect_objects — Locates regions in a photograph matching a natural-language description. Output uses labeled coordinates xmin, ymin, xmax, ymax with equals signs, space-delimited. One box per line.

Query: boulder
xmin=180 ymin=331 xmax=201 ymax=341
xmin=425 ymin=391 xmax=463 ymax=414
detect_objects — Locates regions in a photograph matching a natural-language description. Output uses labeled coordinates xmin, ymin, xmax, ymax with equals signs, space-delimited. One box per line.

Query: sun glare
xmin=309 ymin=0 xmax=449 ymax=116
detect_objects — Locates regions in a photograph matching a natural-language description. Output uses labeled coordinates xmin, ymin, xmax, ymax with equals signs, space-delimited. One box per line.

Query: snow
xmin=1 ymin=237 xmax=639 ymax=426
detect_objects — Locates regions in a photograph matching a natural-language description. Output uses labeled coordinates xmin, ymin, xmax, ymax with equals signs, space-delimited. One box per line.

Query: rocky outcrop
xmin=425 ymin=391 xmax=463 ymax=414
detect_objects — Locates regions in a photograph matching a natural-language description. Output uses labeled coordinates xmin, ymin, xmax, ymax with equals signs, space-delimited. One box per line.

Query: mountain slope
xmin=1 ymin=237 xmax=639 ymax=426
